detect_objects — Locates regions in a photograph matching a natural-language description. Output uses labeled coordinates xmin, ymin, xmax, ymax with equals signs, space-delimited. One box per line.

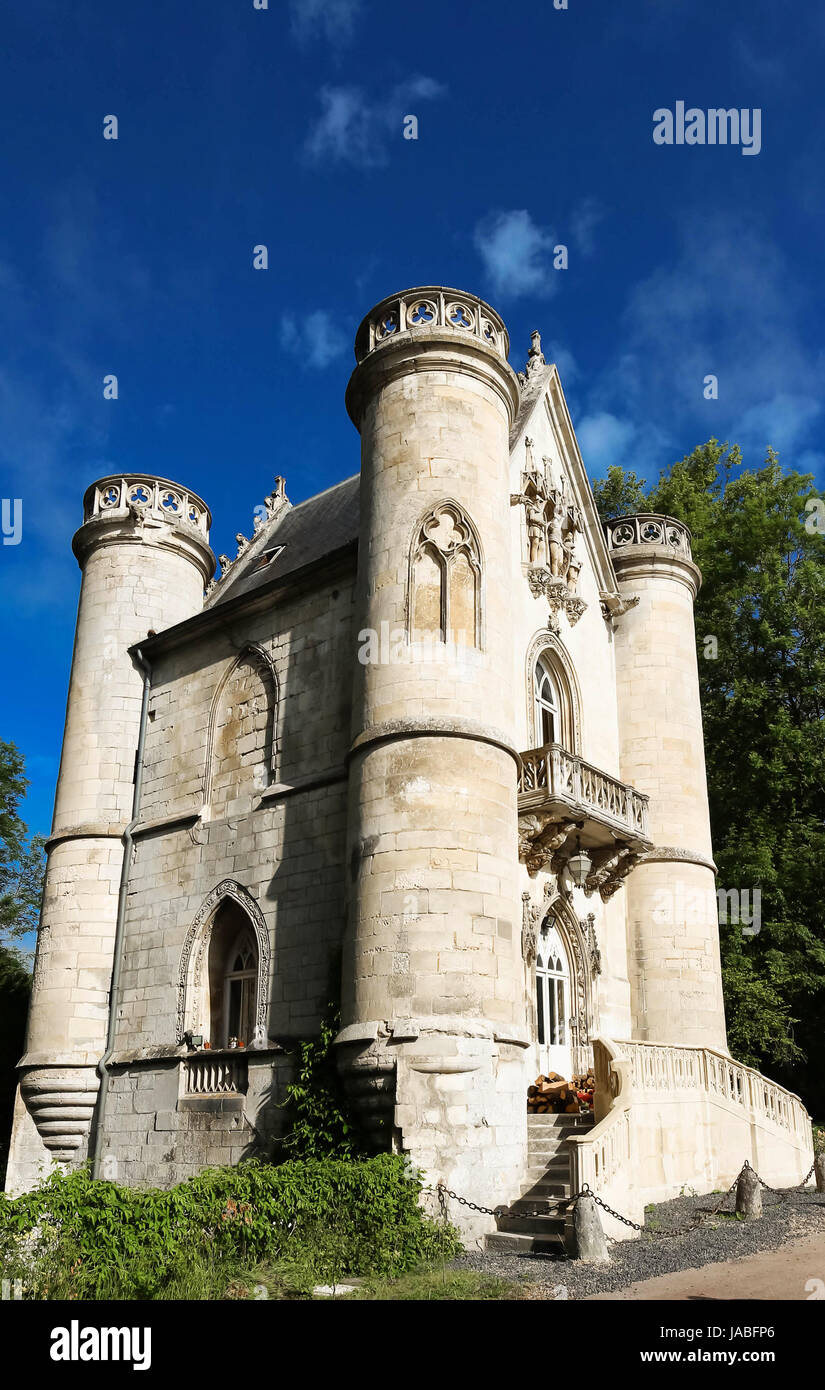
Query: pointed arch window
xmin=207 ymin=901 xmax=259 ymax=1048
xmin=530 ymin=647 xmax=577 ymax=750
xmin=534 ymin=658 xmax=561 ymax=746
xmin=409 ymin=501 xmax=482 ymax=647
xmin=205 ymin=644 xmax=278 ymax=819
xmin=536 ymin=925 xmax=569 ymax=1050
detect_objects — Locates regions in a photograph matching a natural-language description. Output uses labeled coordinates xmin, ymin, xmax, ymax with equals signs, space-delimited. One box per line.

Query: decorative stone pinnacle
xmin=525 ymin=329 xmax=546 ymax=379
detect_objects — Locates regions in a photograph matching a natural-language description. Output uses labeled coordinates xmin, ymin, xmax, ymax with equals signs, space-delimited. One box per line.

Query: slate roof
xmin=210 ymin=473 xmax=360 ymax=607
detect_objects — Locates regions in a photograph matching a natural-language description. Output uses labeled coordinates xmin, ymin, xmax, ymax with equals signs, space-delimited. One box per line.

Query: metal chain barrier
xmin=433 ymin=1155 xmax=823 ymax=1240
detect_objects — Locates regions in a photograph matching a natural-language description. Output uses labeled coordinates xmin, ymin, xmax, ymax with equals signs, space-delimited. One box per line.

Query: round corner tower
xmin=338 ymin=288 xmax=527 ymax=1225
xmin=6 ymin=475 xmax=214 ymax=1192
xmin=608 ymin=513 xmax=727 ymax=1052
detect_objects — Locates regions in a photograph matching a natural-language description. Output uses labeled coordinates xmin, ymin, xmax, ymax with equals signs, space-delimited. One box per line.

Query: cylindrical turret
xmin=337 ymin=288 xmax=526 ymax=1227
xmin=6 ymin=475 xmax=214 ymax=1190
xmin=608 ymin=514 xmax=727 ymax=1051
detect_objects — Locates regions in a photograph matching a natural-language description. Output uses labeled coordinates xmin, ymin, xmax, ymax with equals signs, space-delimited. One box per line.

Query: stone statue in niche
xmin=510 ymin=440 xmax=588 ymax=627
xmin=526 ymin=500 xmax=547 ymax=566
xmin=548 ymin=507 xmax=566 ymax=578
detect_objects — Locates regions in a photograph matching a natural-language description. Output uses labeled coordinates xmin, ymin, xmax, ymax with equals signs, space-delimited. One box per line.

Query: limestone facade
xmin=5 ymin=287 xmax=812 ymax=1238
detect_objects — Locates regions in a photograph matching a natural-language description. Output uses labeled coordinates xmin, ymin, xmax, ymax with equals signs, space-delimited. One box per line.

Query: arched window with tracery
xmin=530 ymin=645 xmax=577 ymax=750
xmin=207 ymin=900 xmax=259 ymax=1048
xmin=534 ymin=657 xmax=561 ymax=745
xmin=536 ymin=924 xmax=571 ymax=1077
xmin=205 ymin=645 xmax=277 ymax=819
xmin=409 ymin=501 xmax=482 ymax=647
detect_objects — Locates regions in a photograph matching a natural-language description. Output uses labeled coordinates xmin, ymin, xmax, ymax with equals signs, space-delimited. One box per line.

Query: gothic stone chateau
xmin=6 ymin=286 xmax=813 ymax=1243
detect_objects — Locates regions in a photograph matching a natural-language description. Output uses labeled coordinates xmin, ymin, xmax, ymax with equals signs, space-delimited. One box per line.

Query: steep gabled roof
xmin=208 ymin=473 xmax=360 ymax=608
xmin=510 ymin=362 xmax=621 ymax=604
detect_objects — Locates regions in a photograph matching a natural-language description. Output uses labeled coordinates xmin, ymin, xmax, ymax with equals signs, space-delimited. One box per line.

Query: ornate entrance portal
xmin=525 ymin=890 xmax=599 ymax=1080
xmin=536 ymin=924 xmax=571 ymax=1077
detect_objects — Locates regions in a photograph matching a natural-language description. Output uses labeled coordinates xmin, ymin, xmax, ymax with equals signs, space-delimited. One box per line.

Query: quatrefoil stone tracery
xmin=423 ymin=508 xmax=470 ymax=553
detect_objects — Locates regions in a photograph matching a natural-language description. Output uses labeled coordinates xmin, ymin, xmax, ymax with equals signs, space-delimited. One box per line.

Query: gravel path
xmin=454 ymin=1185 xmax=825 ymax=1299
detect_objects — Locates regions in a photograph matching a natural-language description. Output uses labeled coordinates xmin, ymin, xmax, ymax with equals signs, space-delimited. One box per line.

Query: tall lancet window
xmin=207 ymin=901 xmax=259 ymax=1048
xmin=534 ymin=657 xmax=561 ymax=746
xmin=409 ymin=501 xmax=482 ymax=647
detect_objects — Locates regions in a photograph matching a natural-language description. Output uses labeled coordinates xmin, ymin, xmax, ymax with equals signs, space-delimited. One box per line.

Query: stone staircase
xmin=484 ymin=1111 xmax=594 ymax=1254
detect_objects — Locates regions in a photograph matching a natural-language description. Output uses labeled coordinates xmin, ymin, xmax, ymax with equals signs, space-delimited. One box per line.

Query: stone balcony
xmin=517 ymin=743 xmax=652 ymax=896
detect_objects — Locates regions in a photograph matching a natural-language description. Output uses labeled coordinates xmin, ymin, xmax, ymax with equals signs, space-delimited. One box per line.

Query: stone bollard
xmin=735 ymin=1165 xmax=762 ymax=1219
xmin=566 ymin=1193 xmax=610 ymax=1263
xmin=815 ymin=1154 xmax=825 ymax=1194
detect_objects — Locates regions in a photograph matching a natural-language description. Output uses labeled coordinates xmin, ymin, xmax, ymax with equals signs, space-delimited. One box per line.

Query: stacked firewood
xmin=527 ymin=1072 xmax=580 ymax=1114
xmin=527 ymin=1068 xmax=597 ymax=1114
xmin=573 ymin=1070 xmax=596 ymax=1114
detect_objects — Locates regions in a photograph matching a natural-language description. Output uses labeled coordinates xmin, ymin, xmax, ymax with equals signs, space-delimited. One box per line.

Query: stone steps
xmin=483 ymin=1111 xmax=594 ymax=1253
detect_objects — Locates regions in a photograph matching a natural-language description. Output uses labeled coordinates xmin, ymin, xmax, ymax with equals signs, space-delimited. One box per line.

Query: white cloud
xmin=570 ymin=197 xmax=604 ymax=258
xmin=305 ymin=76 xmax=444 ymax=169
xmin=289 ymin=0 xmax=363 ymax=44
xmin=575 ymin=215 xmax=825 ymax=480
xmin=575 ymin=412 xmax=638 ymax=473
xmin=280 ymin=310 xmax=348 ymax=369
xmin=473 ymin=209 xmax=559 ymax=301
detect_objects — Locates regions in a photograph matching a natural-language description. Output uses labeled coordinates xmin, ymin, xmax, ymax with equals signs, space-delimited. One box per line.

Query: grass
xmin=351 ymin=1267 xmax=522 ymax=1301
xmin=19 ymin=1245 xmax=524 ymax=1302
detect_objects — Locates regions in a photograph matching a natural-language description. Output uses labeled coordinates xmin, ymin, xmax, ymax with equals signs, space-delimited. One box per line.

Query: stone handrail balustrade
xmin=568 ymin=1037 xmax=632 ymax=1197
xmin=82 ymin=474 xmax=211 ymax=537
xmin=185 ymin=1055 xmax=247 ymax=1096
xmin=567 ymin=1037 xmax=812 ymax=1239
xmin=518 ymin=742 xmax=650 ymax=840
xmin=354 ymin=286 xmax=509 ymax=365
xmin=619 ymin=1040 xmax=810 ymax=1142
xmin=604 ymin=512 xmax=693 ymax=558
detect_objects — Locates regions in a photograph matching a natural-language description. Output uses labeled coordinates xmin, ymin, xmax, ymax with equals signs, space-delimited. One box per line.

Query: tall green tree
xmin=0 ymin=740 xmax=46 ymax=947
xmin=0 ymin=945 xmax=31 ymax=1183
xmin=594 ymin=442 xmax=825 ymax=1117
xmin=0 ymin=740 xmax=43 ymax=1181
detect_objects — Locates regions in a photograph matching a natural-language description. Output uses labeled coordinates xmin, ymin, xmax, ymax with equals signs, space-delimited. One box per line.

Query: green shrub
xmin=0 ymin=1155 xmax=461 ymax=1300
xmin=279 ymin=1003 xmax=364 ymax=1159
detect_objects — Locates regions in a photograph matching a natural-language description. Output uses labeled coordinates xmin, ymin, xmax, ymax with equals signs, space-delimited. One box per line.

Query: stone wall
xmin=98 ymin=1051 xmax=293 ymax=1187
xmin=95 ymin=566 xmax=356 ymax=1180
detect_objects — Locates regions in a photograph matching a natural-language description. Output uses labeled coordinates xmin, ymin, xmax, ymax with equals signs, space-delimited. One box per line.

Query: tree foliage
xmin=0 ymin=945 xmax=31 ymax=1184
xmin=0 ymin=740 xmax=46 ymax=946
xmin=280 ymin=1004 xmax=365 ymax=1160
xmin=594 ymin=441 xmax=825 ymax=1113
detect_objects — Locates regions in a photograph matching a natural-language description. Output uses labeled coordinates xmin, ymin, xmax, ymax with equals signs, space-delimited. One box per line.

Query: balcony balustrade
xmin=517 ymin=742 xmax=651 ymax=893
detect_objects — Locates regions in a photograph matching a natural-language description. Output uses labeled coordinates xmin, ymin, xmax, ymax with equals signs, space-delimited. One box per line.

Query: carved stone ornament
xmin=527 ymin=566 xmax=551 ymax=598
xmin=518 ymin=813 xmax=579 ymax=877
xmin=584 ymin=843 xmax=642 ymax=901
xmin=254 ymin=475 xmax=289 ymax=533
xmin=521 ymin=891 xmax=541 ymax=966
xmin=600 ymin=592 xmax=640 ymax=622
xmin=511 ymin=446 xmax=587 ymax=625
xmin=581 ymin=911 xmax=602 ymax=975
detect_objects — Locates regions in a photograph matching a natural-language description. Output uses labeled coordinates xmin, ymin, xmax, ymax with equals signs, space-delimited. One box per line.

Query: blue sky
xmin=2 ymin=0 xmax=824 ymax=836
